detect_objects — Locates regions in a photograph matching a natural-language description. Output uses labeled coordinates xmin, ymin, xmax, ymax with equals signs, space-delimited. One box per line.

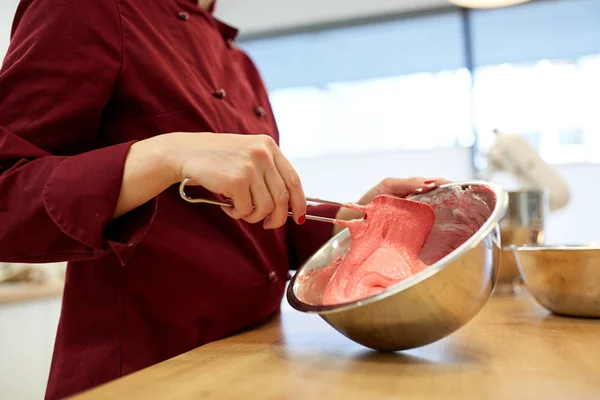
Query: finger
xmin=243 ymin=178 xmax=275 ymax=224
xmin=424 ymin=177 xmax=452 ymax=186
xmin=418 ymin=178 xmax=452 ymax=194
xmin=378 ymin=177 xmax=427 ymax=197
xmin=273 ymin=152 xmax=306 ymax=224
xmin=436 ymin=178 xmax=453 ymax=185
xmin=221 ymin=184 xmax=253 ymax=220
xmin=379 ymin=177 xmax=452 ymax=197
xmin=263 ymin=166 xmax=290 ymax=230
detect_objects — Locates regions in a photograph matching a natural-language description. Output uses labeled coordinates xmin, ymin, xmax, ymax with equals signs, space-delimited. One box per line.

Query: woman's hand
xmin=116 ymin=132 xmax=306 ymax=229
xmin=333 ymin=177 xmax=451 ymax=235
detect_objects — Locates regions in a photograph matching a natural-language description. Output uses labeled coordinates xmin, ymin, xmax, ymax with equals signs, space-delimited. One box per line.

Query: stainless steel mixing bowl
xmin=510 ymin=245 xmax=600 ymax=318
xmin=497 ymin=189 xmax=549 ymax=292
xmin=287 ymin=181 xmax=508 ymax=351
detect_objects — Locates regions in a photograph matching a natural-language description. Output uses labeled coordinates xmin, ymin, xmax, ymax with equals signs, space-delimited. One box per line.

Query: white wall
xmin=214 ymin=0 xmax=450 ymax=35
xmin=1 ymin=1 xmax=454 ymax=60
xmin=0 ymin=0 xmax=451 ymax=50
xmin=0 ymin=298 xmax=61 ymax=400
xmin=549 ymin=164 xmax=600 ymax=244
xmin=0 ymin=0 xmax=18 ymax=58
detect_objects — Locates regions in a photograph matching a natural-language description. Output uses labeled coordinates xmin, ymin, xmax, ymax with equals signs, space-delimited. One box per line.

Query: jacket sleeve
xmin=286 ymin=204 xmax=340 ymax=270
xmin=0 ymin=0 xmax=156 ymax=265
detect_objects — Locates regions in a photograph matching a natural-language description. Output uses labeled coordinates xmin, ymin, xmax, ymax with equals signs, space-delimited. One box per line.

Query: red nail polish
xmin=299 ymin=215 xmax=306 ymax=225
xmin=424 ymin=180 xmax=436 ymax=184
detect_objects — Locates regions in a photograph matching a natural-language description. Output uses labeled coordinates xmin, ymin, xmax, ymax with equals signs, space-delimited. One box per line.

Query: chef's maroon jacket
xmin=0 ymin=1 xmax=339 ymax=398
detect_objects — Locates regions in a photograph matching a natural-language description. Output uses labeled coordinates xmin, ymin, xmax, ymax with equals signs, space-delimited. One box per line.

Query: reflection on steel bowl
xmin=287 ymin=181 xmax=508 ymax=351
xmin=497 ymin=189 xmax=549 ymax=293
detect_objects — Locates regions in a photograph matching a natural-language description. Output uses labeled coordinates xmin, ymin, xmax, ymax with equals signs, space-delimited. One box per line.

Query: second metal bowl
xmin=287 ymin=181 xmax=508 ymax=351
xmin=510 ymin=245 xmax=600 ymax=318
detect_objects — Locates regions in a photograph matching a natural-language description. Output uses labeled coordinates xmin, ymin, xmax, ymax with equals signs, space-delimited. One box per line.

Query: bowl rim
xmin=507 ymin=243 xmax=600 ymax=252
xmin=286 ymin=180 xmax=509 ymax=315
xmin=507 ymin=188 xmax=550 ymax=195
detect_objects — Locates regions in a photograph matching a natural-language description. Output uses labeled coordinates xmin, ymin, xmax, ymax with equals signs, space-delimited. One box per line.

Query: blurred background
xmin=1 ymin=0 xmax=600 ymax=398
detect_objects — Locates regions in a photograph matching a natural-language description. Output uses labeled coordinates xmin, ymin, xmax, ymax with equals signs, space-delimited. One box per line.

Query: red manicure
xmin=424 ymin=180 xmax=436 ymax=184
xmin=299 ymin=215 xmax=306 ymax=225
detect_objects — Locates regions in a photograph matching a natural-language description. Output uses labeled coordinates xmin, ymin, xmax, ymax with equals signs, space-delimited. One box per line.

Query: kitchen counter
xmin=75 ymin=291 xmax=600 ymax=400
xmin=0 ymin=280 xmax=64 ymax=305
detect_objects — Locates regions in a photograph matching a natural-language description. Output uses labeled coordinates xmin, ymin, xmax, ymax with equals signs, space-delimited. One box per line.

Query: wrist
xmin=114 ymin=138 xmax=176 ymax=219
xmin=134 ymin=135 xmax=180 ymax=187
xmin=150 ymin=132 xmax=215 ymax=184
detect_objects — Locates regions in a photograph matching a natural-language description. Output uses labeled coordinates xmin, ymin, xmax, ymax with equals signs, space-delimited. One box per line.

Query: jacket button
xmin=267 ymin=271 xmax=278 ymax=283
xmin=286 ymin=272 xmax=292 ymax=281
xmin=212 ymin=89 xmax=227 ymax=99
xmin=254 ymin=106 xmax=266 ymax=117
xmin=177 ymin=11 xmax=189 ymax=21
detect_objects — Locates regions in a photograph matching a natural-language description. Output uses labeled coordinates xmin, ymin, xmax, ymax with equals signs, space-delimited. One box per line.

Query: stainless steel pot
xmin=498 ymin=189 xmax=549 ymax=290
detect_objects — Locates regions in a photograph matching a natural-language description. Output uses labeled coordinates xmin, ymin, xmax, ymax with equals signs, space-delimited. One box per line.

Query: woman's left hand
xmin=333 ymin=177 xmax=451 ymax=235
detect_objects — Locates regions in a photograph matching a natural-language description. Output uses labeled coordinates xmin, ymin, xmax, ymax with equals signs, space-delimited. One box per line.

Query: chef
xmin=0 ymin=0 xmax=448 ymax=398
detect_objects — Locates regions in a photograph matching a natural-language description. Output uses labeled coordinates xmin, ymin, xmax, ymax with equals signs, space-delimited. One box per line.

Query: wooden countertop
xmin=76 ymin=291 xmax=600 ymax=400
xmin=0 ymin=280 xmax=64 ymax=305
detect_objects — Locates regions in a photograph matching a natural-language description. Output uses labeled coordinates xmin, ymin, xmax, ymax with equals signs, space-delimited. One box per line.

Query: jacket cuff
xmin=43 ymin=141 xmax=157 ymax=265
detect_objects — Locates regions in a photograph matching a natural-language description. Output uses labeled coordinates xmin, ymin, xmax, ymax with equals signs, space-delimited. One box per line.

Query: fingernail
xmin=426 ymin=183 xmax=436 ymax=188
xmin=298 ymin=214 xmax=306 ymax=225
xmin=414 ymin=188 xmax=424 ymax=194
xmin=424 ymin=180 xmax=436 ymax=185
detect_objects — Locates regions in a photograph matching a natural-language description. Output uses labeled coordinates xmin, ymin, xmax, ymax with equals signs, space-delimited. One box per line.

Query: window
xmin=240 ymin=0 xmax=600 ymax=165
xmin=471 ymin=0 xmax=600 ymax=164
xmin=473 ymin=58 xmax=600 ymax=163
xmin=271 ymin=69 xmax=473 ymax=159
xmin=240 ymin=11 xmax=473 ymax=159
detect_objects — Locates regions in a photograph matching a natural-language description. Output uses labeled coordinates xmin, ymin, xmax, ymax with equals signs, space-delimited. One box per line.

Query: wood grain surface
xmin=74 ymin=291 xmax=600 ymax=400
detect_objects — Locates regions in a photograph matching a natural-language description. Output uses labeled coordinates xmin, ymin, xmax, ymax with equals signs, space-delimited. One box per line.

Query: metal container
xmin=511 ymin=245 xmax=600 ymax=318
xmin=287 ymin=181 xmax=508 ymax=351
xmin=497 ymin=189 xmax=549 ymax=290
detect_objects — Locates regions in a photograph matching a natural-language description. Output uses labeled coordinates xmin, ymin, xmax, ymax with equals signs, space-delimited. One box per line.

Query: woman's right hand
xmin=117 ymin=132 xmax=306 ymax=230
